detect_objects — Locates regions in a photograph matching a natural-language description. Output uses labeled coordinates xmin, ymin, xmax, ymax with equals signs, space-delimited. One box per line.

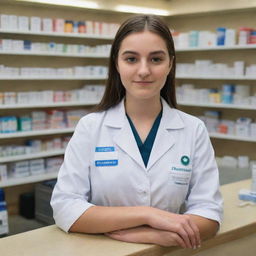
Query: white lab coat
xmin=51 ymin=98 xmax=223 ymax=232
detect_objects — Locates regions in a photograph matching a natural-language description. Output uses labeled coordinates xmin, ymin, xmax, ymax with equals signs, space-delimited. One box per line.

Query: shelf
xmin=0 ymin=75 xmax=107 ymax=80
xmin=0 ymin=100 xmax=99 ymax=109
xmin=0 ymin=29 xmax=114 ymax=40
xmin=210 ymin=132 xmax=256 ymax=142
xmin=0 ymin=149 xmax=65 ymax=163
xmin=0 ymin=50 xmax=109 ymax=58
xmin=176 ymin=75 xmax=256 ymax=80
xmin=176 ymin=44 xmax=256 ymax=52
xmin=0 ymin=171 xmax=58 ymax=188
xmin=178 ymin=101 xmax=256 ymax=110
xmin=0 ymin=127 xmax=75 ymax=139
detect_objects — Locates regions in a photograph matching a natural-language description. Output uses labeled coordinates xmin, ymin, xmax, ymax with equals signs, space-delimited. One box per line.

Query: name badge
xmin=95 ymin=146 xmax=118 ymax=167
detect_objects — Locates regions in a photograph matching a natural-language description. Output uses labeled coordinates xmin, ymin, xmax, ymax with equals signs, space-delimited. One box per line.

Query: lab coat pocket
xmin=170 ymin=165 xmax=192 ymax=186
xmin=168 ymin=164 xmax=192 ymax=211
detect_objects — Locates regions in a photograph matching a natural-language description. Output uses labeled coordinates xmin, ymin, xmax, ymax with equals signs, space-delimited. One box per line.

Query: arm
xmin=183 ymin=122 xmax=223 ymax=238
xmin=186 ymin=214 xmax=219 ymax=240
xmin=70 ymin=205 xmax=200 ymax=249
xmin=106 ymin=226 xmax=187 ymax=248
xmin=70 ymin=205 xmax=148 ymax=233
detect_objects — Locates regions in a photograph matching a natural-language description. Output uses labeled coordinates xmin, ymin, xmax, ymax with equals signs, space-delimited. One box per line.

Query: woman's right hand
xmin=145 ymin=207 xmax=201 ymax=249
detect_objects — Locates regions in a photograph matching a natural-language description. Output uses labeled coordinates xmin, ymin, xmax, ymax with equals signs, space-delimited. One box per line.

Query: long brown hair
xmin=95 ymin=15 xmax=177 ymax=111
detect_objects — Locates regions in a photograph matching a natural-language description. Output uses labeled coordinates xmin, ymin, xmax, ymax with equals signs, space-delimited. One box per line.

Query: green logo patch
xmin=181 ymin=155 xmax=190 ymax=166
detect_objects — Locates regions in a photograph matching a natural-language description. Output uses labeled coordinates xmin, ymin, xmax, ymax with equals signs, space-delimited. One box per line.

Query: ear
xmin=169 ymin=56 xmax=174 ymax=72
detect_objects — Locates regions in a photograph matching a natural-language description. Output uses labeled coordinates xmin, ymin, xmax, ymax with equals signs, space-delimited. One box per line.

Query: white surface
xmin=210 ymin=132 xmax=256 ymax=142
xmin=0 ymin=149 xmax=65 ymax=163
xmin=0 ymin=76 xmax=107 ymax=80
xmin=0 ymin=172 xmax=58 ymax=188
xmin=0 ymin=101 xmax=99 ymax=109
xmin=176 ymin=44 xmax=256 ymax=52
xmin=0 ymin=50 xmax=109 ymax=58
xmin=0 ymin=29 xmax=114 ymax=40
xmin=0 ymin=128 xmax=75 ymax=139
xmin=176 ymin=75 xmax=256 ymax=80
xmin=178 ymin=101 xmax=256 ymax=110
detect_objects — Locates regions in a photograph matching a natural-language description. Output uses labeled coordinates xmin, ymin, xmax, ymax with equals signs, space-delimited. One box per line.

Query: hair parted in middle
xmin=95 ymin=15 xmax=177 ymax=112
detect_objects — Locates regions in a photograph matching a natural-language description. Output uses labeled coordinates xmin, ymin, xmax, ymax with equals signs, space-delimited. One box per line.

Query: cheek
xmin=118 ymin=63 xmax=133 ymax=80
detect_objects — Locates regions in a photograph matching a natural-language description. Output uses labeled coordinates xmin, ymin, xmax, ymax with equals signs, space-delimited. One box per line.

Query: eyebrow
xmin=121 ymin=50 xmax=167 ymax=55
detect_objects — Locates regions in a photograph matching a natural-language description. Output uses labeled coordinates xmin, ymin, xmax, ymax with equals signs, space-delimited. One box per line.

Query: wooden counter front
xmin=0 ymin=179 xmax=255 ymax=256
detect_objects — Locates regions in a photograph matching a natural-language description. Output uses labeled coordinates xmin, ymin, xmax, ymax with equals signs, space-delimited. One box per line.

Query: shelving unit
xmin=0 ymin=28 xmax=114 ymax=39
xmin=168 ymin=8 xmax=256 ymax=164
xmin=0 ymin=51 xmax=110 ymax=58
xmin=176 ymin=44 xmax=256 ymax=52
xmin=0 ymin=127 xmax=75 ymax=139
xmin=0 ymin=149 xmax=65 ymax=163
xmin=178 ymin=101 xmax=256 ymax=110
xmin=0 ymin=100 xmax=99 ymax=109
xmin=0 ymin=172 xmax=58 ymax=188
xmin=0 ymin=2 xmax=119 ymax=204
xmin=0 ymin=76 xmax=107 ymax=80
xmin=176 ymin=75 xmax=256 ymax=80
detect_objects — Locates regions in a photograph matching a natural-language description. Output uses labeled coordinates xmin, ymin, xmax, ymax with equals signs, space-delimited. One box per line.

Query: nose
xmin=137 ymin=60 xmax=151 ymax=78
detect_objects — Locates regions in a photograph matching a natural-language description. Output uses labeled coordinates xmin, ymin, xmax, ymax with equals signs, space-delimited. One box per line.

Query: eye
xmin=125 ymin=57 xmax=137 ymax=63
xmin=151 ymin=57 xmax=163 ymax=63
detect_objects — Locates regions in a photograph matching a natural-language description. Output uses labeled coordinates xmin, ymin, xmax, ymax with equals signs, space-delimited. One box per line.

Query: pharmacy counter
xmin=1 ymin=179 xmax=256 ymax=256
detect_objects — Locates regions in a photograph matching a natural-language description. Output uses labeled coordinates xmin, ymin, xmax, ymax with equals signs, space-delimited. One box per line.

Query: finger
xmin=183 ymin=223 xmax=197 ymax=248
xmin=105 ymin=232 xmax=122 ymax=240
xmin=188 ymin=219 xmax=201 ymax=247
xmin=170 ymin=232 xmax=187 ymax=249
xmin=176 ymin=227 xmax=192 ymax=248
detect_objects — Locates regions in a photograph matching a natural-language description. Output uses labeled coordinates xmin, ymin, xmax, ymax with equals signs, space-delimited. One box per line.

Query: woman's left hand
xmin=105 ymin=226 xmax=187 ymax=248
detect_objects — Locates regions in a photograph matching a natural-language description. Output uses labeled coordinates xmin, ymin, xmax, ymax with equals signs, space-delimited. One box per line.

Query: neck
xmin=125 ymin=96 xmax=162 ymax=121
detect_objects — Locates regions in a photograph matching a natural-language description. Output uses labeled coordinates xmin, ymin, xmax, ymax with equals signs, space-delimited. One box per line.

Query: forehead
xmin=119 ymin=31 xmax=168 ymax=54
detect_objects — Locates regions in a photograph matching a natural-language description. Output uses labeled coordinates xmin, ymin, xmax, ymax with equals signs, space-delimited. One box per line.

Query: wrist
xmin=139 ymin=206 xmax=154 ymax=226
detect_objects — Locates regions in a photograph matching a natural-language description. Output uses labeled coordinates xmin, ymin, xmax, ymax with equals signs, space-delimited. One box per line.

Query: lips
xmin=133 ymin=81 xmax=153 ymax=84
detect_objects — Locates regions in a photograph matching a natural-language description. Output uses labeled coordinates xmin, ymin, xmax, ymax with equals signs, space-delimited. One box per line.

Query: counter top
xmin=1 ymin=179 xmax=256 ymax=256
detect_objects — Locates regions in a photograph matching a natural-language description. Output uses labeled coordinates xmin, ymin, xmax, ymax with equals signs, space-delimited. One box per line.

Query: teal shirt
xmin=126 ymin=110 xmax=162 ymax=167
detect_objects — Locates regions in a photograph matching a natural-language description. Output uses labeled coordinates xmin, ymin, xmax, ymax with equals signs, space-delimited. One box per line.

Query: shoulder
xmin=75 ymin=110 xmax=107 ymax=132
xmin=175 ymin=109 xmax=205 ymax=128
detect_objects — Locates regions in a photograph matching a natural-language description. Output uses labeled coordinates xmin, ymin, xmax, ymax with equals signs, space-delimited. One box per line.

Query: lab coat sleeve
xmin=183 ymin=122 xmax=223 ymax=224
xmin=50 ymin=117 xmax=95 ymax=232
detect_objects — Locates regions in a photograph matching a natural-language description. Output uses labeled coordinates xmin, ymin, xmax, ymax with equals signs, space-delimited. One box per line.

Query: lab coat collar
xmin=104 ymin=98 xmax=185 ymax=171
xmin=104 ymin=98 xmax=185 ymax=129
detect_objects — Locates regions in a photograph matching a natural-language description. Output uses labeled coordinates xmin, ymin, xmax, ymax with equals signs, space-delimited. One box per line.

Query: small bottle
xmin=0 ymin=188 xmax=9 ymax=237
xmin=251 ymin=164 xmax=256 ymax=195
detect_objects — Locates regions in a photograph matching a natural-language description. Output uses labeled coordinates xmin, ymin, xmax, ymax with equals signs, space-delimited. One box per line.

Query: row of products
xmin=173 ymin=27 xmax=256 ymax=48
xmin=0 ymin=85 xmax=105 ymax=105
xmin=0 ymin=109 xmax=88 ymax=133
xmin=0 ymin=39 xmax=111 ymax=55
xmin=0 ymin=14 xmax=119 ymax=36
xmin=200 ymin=111 xmax=256 ymax=137
xmin=177 ymin=60 xmax=256 ymax=77
xmin=177 ymin=84 xmax=256 ymax=106
xmin=0 ymin=137 xmax=70 ymax=158
xmin=0 ymin=65 xmax=108 ymax=77
xmin=216 ymin=155 xmax=256 ymax=169
xmin=0 ymin=156 xmax=63 ymax=180
xmin=0 ymin=188 xmax=8 ymax=237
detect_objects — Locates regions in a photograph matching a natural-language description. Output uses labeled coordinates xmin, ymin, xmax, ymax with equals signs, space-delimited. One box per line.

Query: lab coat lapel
xmin=105 ymin=100 xmax=146 ymax=170
xmin=146 ymin=100 xmax=185 ymax=171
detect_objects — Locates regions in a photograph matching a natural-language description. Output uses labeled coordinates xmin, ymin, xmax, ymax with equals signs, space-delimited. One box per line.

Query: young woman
xmin=51 ymin=15 xmax=223 ymax=249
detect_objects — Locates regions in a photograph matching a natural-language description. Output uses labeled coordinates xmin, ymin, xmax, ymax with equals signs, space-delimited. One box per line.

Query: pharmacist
xmin=51 ymin=15 xmax=223 ymax=249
